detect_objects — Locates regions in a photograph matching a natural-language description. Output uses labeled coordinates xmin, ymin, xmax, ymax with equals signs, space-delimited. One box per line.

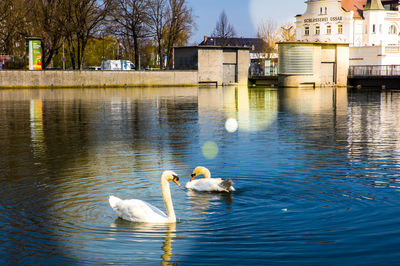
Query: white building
xmin=295 ymin=0 xmax=400 ymax=65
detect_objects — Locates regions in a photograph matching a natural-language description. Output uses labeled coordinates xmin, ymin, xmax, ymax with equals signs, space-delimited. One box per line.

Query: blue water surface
xmin=0 ymin=87 xmax=399 ymax=265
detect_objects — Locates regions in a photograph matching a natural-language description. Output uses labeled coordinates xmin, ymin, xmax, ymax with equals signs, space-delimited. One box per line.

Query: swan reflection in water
xmin=186 ymin=190 xmax=233 ymax=214
xmin=110 ymin=219 xmax=177 ymax=265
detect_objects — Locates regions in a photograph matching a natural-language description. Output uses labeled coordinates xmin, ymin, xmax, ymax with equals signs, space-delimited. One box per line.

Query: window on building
xmin=338 ymin=24 xmax=343 ymax=34
xmin=372 ymin=24 xmax=376 ymax=34
xmin=316 ymin=25 xmax=320 ymax=35
xmin=325 ymin=7 xmax=327 ymax=15
xmin=305 ymin=26 xmax=310 ymax=36
xmin=327 ymin=25 xmax=331 ymax=35
xmin=389 ymin=25 xmax=397 ymax=34
xmin=320 ymin=7 xmax=323 ymax=15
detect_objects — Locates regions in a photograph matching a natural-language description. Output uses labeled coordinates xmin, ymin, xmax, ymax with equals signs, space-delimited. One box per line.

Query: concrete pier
xmin=0 ymin=70 xmax=199 ymax=88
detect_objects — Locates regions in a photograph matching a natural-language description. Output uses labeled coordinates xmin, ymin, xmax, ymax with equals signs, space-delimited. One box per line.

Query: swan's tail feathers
xmin=219 ymin=179 xmax=234 ymax=192
xmin=109 ymin=195 xmax=121 ymax=210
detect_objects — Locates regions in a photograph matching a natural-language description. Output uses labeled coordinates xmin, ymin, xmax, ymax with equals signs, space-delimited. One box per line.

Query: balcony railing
xmin=385 ymin=46 xmax=400 ymax=53
xmin=349 ymin=65 xmax=400 ymax=77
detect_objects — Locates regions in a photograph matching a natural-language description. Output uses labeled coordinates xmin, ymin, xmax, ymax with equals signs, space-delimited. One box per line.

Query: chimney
xmin=204 ymin=35 xmax=208 ymax=44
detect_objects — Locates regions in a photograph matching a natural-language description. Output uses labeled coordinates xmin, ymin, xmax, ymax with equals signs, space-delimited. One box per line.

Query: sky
xmin=187 ymin=0 xmax=306 ymax=44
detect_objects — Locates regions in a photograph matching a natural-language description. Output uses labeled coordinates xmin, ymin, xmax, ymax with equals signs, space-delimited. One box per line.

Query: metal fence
xmin=349 ymin=65 xmax=400 ymax=77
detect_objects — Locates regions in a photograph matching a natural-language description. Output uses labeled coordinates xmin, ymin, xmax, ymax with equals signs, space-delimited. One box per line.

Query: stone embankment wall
xmin=0 ymin=70 xmax=199 ymax=88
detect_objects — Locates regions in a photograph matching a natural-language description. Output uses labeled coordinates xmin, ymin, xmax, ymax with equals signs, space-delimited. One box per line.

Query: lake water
xmin=0 ymin=86 xmax=400 ymax=265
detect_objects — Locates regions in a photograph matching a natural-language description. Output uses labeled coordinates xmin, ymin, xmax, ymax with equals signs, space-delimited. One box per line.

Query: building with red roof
xmin=295 ymin=0 xmax=400 ymax=65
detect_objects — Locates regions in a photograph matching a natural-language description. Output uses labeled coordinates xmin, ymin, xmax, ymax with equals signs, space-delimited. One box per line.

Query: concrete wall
xmin=197 ymin=49 xmax=223 ymax=85
xmin=278 ymin=42 xmax=349 ymax=87
xmin=237 ymin=49 xmax=251 ymax=85
xmin=336 ymin=44 xmax=349 ymax=86
xmin=350 ymin=46 xmax=400 ymax=65
xmin=175 ymin=46 xmax=250 ymax=86
xmin=0 ymin=70 xmax=198 ymax=88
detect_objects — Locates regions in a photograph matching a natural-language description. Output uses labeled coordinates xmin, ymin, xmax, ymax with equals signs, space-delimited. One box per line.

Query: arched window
xmin=338 ymin=24 xmax=343 ymax=34
xmin=389 ymin=25 xmax=397 ymax=35
xmin=327 ymin=25 xmax=331 ymax=35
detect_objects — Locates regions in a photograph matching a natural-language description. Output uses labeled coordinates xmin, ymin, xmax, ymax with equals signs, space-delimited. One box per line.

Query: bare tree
xmin=63 ymin=0 xmax=111 ymax=70
xmin=257 ymin=18 xmax=279 ymax=59
xmin=0 ymin=0 xmax=10 ymax=23
xmin=280 ymin=22 xmax=296 ymax=42
xmin=148 ymin=0 xmax=167 ymax=69
xmin=212 ymin=10 xmax=236 ymax=38
xmin=28 ymin=0 xmax=67 ymax=69
xmin=0 ymin=0 xmax=30 ymax=55
xmin=164 ymin=0 xmax=194 ymax=68
xmin=110 ymin=0 xmax=150 ymax=68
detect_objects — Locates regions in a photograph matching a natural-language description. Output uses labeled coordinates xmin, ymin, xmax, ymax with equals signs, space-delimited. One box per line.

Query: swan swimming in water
xmin=109 ymin=170 xmax=180 ymax=223
xmin=185 ymin=166 xmax=235 ymax=192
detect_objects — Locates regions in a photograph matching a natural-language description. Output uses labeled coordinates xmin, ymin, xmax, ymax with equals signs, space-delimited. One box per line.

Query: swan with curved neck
xmin=186 ymin=166 xmax=235 ymax=192
xmin=109 ymin=170 xmax=180 ymax=223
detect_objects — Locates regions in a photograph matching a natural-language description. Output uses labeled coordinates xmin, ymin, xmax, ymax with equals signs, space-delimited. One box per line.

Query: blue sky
xmin=187 ymin=0 xmax=306 ymax=44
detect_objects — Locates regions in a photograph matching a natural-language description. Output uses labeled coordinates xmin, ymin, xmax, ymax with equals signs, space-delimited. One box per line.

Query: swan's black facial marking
xmin=190 ymin=173 xmax=197 ymax=181
xmin=172 ymin=175 xmax=181 ymax=186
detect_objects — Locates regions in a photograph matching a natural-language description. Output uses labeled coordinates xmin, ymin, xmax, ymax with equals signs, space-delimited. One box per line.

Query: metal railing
xmin=349 ymin=65 xmax=400 ymax=77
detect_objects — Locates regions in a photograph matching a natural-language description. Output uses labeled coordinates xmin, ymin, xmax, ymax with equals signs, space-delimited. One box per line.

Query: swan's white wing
xmin=186 ymin=178 xmax=234 ymax=192
xmin=111 ymin=197 xmax=167 ymax=223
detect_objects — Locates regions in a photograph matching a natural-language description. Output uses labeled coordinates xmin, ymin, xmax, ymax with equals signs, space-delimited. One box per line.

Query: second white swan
xmin=109 ymin=170 xmax=180 ymax=223
xmin=185 ymin=166 xmax=235 ymax=192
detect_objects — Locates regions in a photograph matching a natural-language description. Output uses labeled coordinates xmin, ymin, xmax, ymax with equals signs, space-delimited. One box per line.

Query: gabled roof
xmin=199 ymin=36 xmax=267 ymax=53
xmin=341 ymin=0 xmax=399 ymax=18
xmin=341 ymin=0 xmax=367 ymax=18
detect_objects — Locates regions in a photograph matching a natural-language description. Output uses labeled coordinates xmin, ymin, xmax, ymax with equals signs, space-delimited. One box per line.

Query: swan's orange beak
xmin=190 ymin=173 xmax=196 ymax=182
xmin=172 ymin=176 xmax=181 ymax=186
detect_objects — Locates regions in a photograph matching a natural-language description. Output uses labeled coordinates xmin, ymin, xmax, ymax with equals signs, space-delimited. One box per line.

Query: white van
xmin=101 ymin=60 xmax=135 ymax=70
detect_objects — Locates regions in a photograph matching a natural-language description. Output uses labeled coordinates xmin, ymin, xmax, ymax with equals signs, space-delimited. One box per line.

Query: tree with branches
xmin=110 ymin=0 xmax=150 ymax=68
xmin=280 ymin=22 xmax=296 ymax=42
xmin=0 ymin=0 xmax=30 ymax=56
xmin=164 ymin=0 xmax=194 ymax=68
xmin=28 ymin=0 xmax=67 ymax=69
xmin=212 ymin=10 xmax=236 ymax=38
xmin=63 ymin=0 xmax=111 ymax=70
xmin=148 ymin=0 xmax=167 ymax=69
xmin=257 ymin=18 xmax=279 ymax=59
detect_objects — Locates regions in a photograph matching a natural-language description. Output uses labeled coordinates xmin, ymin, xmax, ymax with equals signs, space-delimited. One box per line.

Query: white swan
xmin=109 ymin=170 xmax=180 ymax=223
xmin=185 ymin=166 xmax=235 ymax=192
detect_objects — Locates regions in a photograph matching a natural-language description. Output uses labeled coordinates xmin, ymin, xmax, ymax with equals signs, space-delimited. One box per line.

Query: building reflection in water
xmin=30 ymin=99 xmax=46 ymax=159
xmin=347 ymin=91 xmax=400 ymax=170
xmin=197 ymin=86 xmax=278 ymax=133
xmin=223 ymin=86 xmax=278 ymax=132
xmin=279 ymin=87 xmax=348 ymax=116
